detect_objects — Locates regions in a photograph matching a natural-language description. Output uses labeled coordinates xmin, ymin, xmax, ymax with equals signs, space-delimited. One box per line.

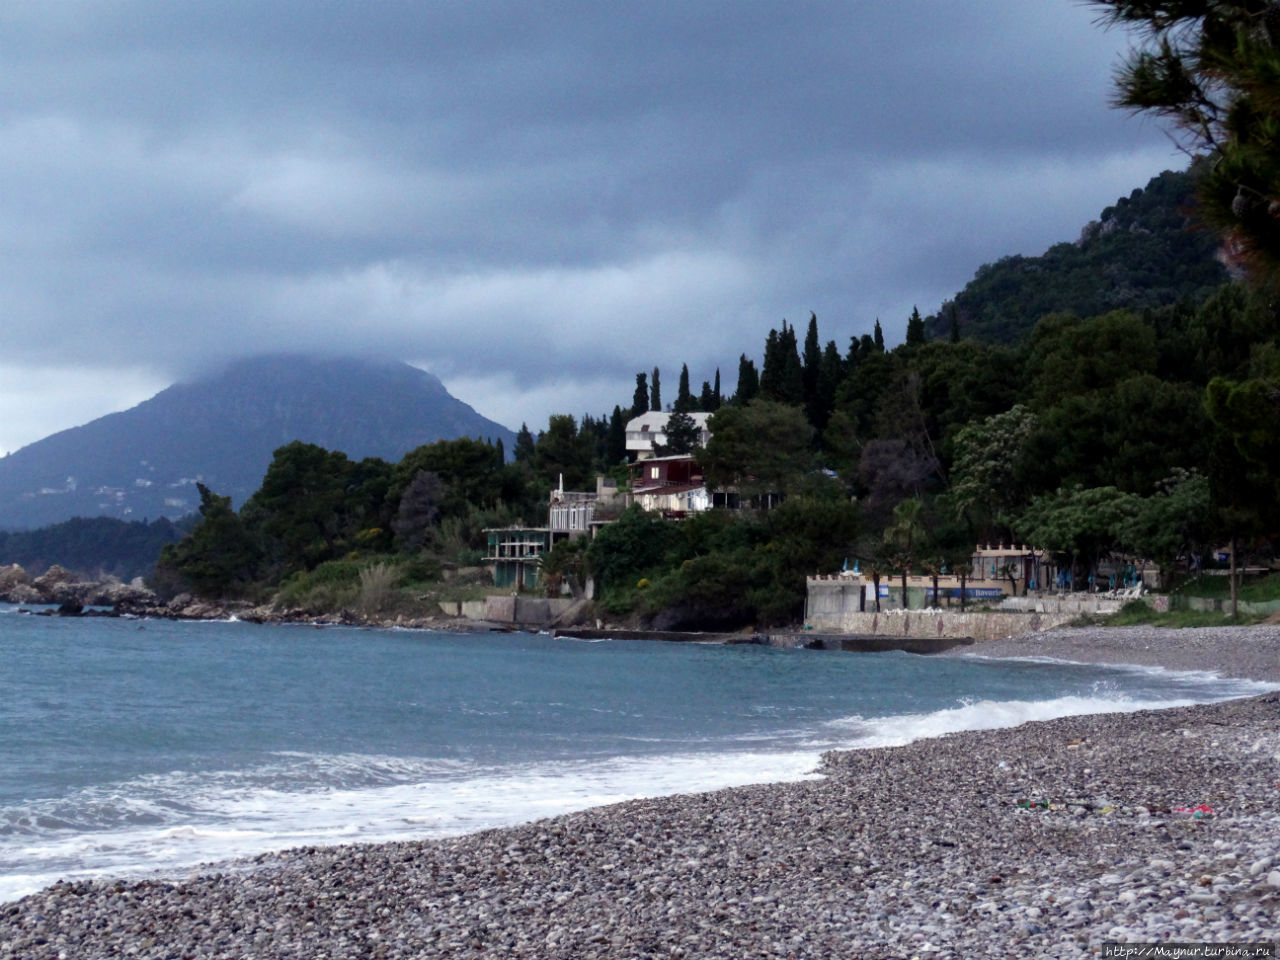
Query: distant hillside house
xmin=484 ymin=527 xmax=551 ymax=590
xmin=625 ymin=411 xmax=712 ymax=461
xmin=548 ymin=476 xmax=621 ymax=541
xmin=628 ymin=455 xmax=710 ymax=519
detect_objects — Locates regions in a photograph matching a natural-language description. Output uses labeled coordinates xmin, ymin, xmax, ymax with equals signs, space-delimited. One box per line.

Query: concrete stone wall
xmin=804 ymin=608 xmax=1077 ymax=642
xmin=460 ymin=600 xmax=487 ymax=621
xmin=998 ymin=596 xmax=1127 ymax=615
xmin=453 ymin=596 xmax=578 ymax=625
xmin=1176 ymin=596 xmax=1280 ymax=615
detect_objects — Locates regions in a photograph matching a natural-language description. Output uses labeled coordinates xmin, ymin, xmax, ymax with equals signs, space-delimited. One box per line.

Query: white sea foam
xmin=825 ymin=694 xmax=1187 ymax=748
xmin=824 ymin=672 xmax=1273 ymax=750
xmin=0 ymin=748 xmax=825 ymax=903
xmin=966 ymin=653 xmax=1280 ymax=692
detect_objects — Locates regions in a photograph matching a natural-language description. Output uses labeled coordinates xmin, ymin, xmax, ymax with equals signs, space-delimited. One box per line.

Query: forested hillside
xmin=156 ymin=269 xmax=1280 ymax=628
xmin=924 ymin=167 xmax=1229 ymax=344
xmin=0 ymin=516 xmax=186 ymax=582
xmin=26 ymin=151 xmax=1270 ymax=629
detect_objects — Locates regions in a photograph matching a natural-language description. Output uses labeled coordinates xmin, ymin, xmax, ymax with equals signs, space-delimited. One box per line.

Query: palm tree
xmin=885 ymin=498 xmax=928 ymax=610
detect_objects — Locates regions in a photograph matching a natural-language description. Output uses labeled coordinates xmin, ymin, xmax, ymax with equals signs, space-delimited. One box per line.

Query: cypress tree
xmin=514 ymin=423 xmax=536 ymax=464
xmin=905 ymin=306 xmax=926 ymax=346
xmin=802 ymin=312 xmax=822 ymax=407
xmin=759 ymin=328 xmax=781 ymax=398
xmin=631 ymin=373 xmax=648 ymax=418
xmin=698 ymin=380 xmax=715 ymax=412
xmin=873 ymin=319 xmax=885 ymax=353
xmin=761 ymin=321 xmax=803 ymax=405
xmin=810 ymin=339 xmax=843 ymax=433
xmin=650 ymin=367 xmax=662 ymax=411
xmin=674 ymin=363 xmax=693 ymax=412
xmin=607 ymin=405 xmax=627 ymax=463
xmin=779 ymin=322 xmax=804 ymax=405
xmin=735 ymin=354 xmax=759 ymax=404
xmin=713 ymin=368 xmax=722 ymax=408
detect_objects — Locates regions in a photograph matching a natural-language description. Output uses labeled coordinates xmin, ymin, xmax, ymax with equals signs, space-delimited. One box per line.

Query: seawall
xmin=804 ymin=608 xmax=1077 ymax=642
xmin=552 ymin=627 xmax=973 ymax=655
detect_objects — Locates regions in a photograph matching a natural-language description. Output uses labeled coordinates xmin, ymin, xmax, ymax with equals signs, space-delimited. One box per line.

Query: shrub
xmin=274 ymin=559 xmax=363 ymax=613
xmin=358 ymin=561 xmax=399 ymax=616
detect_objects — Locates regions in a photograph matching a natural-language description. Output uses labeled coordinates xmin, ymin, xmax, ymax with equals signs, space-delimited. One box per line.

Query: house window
xmin=650 ymin=466 xmax=660 ymax=480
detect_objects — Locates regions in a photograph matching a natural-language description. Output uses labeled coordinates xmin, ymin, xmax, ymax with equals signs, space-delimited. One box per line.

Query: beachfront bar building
xmin=807 ymin=544 xmax=1054 ymax=614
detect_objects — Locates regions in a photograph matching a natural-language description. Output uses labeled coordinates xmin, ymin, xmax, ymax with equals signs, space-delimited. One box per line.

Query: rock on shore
xmin=2 ymin=639 xmax=1278 ymax=958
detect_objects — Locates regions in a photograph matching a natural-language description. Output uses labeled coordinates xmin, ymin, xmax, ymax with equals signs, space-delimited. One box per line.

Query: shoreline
xmin=2 ymin=625 xmax=1279 ymax=958
xmin=942 ymin=623 xmax=1280 ymax=682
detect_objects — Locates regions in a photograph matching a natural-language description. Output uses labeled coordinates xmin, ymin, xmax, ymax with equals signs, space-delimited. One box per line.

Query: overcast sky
xmin=0 ymin=2 xmax=1178 ymax=455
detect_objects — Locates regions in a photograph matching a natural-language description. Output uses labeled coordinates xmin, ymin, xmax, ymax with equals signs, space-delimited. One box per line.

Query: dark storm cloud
xmin=0 ymin=2 xmax=1175 ymax=450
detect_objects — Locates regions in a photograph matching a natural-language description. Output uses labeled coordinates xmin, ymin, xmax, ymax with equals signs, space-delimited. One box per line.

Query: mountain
xmin=0 ymin=355 xmax=516 ymax=529
xmin=925 ymin=166 xmax=1231 ymax=345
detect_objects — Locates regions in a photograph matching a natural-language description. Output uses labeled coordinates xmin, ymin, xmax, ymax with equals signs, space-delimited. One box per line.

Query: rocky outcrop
xmin=0 ymin=564 xmax=159 ymax=611
xmin=31 ymin=564 xmax=78 ymax=596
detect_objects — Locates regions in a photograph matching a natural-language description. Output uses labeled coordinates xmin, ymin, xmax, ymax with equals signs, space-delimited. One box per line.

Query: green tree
xmin=394 ymin=437 xmax=506 ymax=518
xmin=949 ymin=404 xmax=1038 ymax=538
xmin=674 ymin=364 xmax=694 ymax=412
xmin=156 ymin=483 xmax=263 ymax=598
xmin=1119 ymin=469 xmax=1211 ymax=589
xmin=392 ymin=470 xmax=446 ymax=551
xmin=650 ymin=367 xmax=662 ymax=412
xmin=905 ymin=306 xmax=926 ymax=346
xmin=698 ymin=380 xmax=715 ymax=412
xmin=244 ymin=442 xmax=392 ymax=574
xmin=829 ymin=349 xmax=898 ymax=454
xmin=808 ymin=339 xmax=844 ymax=434
xmin=734 ymin=354 xmax=760 ymax=404
xmin=514 ymin=423 xmax=536 ymax=465
xmin=586 ymin=504 xmax=679 ymax=593
xmin=905 ymin=339 xmax=1020 ymax=467
xmin=659 ymin=409 xmax=702 ymax=456
xmin=1016 ymin=485 xmax=1141 ymax=585
xmin=701 ymin=400 xmax=814 ymax=500
xmin=1188 ymin=282 xmax=1280 ymax=380
xmin=1024 ymin=310 xmax=1157 ymax=407
xmin=801 ymin=312 xmax=822 ymax=411
xmin=760 ymin=322 xmax=804 ymax=405
xmin=632 ymin=372 xmax=649 ymax=418
xmin=1206 ymin=365 xmax=1280 ymax=467
xmin=1204 ymin=346 xmax=1280 ymax=612
xmin=534 ymin=415 xmax=594 ymax=490
xmin=606 ymin=405 xmax=628 ymax=464
xmin=884 ymin=497 xmax=928 ymax=607
xmin=1091 ymin=1 xmax=1280 ymax=276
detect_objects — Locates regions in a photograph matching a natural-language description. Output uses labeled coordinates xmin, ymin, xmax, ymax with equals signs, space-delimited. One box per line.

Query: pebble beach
xmin=3 ymin=625 xmax=1279 ymax=959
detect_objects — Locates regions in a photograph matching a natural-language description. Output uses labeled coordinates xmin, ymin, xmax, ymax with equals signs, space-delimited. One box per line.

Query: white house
xmin=627 ymin=455 xmax=711 ymax=518
xmin=624 ymin=411 xmax=713 ymax=460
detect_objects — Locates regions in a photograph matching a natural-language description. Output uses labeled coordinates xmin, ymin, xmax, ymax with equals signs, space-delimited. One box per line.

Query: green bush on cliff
xmin=274 ymin=559 xmax=364 ymax=613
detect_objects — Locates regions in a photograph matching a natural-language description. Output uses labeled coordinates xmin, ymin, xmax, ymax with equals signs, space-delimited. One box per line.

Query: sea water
xmin=0 ymin=605 xmax=1271 ymax=902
